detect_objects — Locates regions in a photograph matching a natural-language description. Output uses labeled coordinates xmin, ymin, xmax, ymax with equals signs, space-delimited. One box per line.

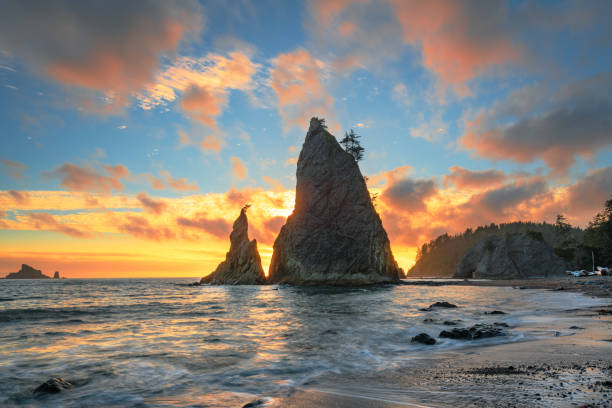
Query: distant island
xmin=4 ymin=264 xmax=61 ymax=279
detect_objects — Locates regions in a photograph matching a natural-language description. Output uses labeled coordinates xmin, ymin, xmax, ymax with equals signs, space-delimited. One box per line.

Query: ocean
xmin=0 ymin=279 xmax=605 ymax=407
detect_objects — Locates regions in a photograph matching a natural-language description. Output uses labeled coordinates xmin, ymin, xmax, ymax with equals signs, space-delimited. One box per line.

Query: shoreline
xmin=266 ymin=286 xmax=612 ymax=407
xmin=402 ymin=276 xmax=612 ymax=299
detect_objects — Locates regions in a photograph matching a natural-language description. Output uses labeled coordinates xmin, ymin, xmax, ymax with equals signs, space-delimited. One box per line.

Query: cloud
xmin=46 ymin=163 xmax=128 ymax=193
xmin=0 ymin=0 xmax=202 ymax=107
xmin=564 ymin=166 xmax=612 ymax=220
xmin=443 ymin=166 xmax=508 ymax=190
xmin=269 ymin=49 xmax=336 ymax=130
xmin=200 ymin=134 xmax=224 ymax=153
xmin=147 ymin=174 xmax=166 ymax=190
xmin=177 ymin=214 xmax=231 ymax=239
xmin=0 ymin=159 xmax=27 ymax=179
xmin=231 ymin=157 xmax=247 ymax=180
xmin=389 ymin=0 xmax=521 ymax=94
xmin=136 ymin=193 xmax=167 ymax=215
xmin=472 ymin=179 xmax=548 ymax=215
xmin=461 ymin=72 xmax=612 ymax=174
xmin=28 ymin=212 xmax=92 ymax=238
xmin=382 ymin=177 xmax=438 ymax=213
xmin=118 ymin=215 xmax=174 ymax=240
xmin=138 ymin=51 xmax=259 ymax=110
xmin=8 ymin=190 xmax=29 ymax=204
xmin=305 ymin=0 xmax=403 ymax=73
xmin=159 ymin=170 xmax=198 ymax=192
xmin=179 ymin=85 xmax=226 ymax=128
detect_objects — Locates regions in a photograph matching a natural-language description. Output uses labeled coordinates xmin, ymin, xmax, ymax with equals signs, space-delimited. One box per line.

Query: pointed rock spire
xmin=200 ymin=207 xmax=266 ymax=285
xmin=268 ymin=117 xmax=403 ymax=285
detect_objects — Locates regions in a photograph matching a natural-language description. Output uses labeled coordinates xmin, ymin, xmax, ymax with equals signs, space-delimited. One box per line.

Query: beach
xmin=1 ymin=277 xmax=610 ymax=407
xmin=269 ymin=277 xmax=612 ymax=407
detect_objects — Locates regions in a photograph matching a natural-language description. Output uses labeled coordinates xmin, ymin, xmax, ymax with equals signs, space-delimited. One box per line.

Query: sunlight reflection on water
xmin=0 ymin=279 xmax=605 ymax=407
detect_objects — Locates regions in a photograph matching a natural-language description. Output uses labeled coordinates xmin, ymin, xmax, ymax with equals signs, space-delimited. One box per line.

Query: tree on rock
xmin=340 ymin=129 xmax=365 ymax=162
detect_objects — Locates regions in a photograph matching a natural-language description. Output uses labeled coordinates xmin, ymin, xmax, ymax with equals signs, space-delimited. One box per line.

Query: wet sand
xmin=264 ymin=278 xmax=612 ymax=408
xmin=403 ymin=275 xmax=612 ymax=299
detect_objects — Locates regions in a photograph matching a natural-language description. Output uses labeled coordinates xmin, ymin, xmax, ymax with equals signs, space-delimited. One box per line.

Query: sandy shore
xmin=403 ymin=275 xmax=612 ymax=299
xmin=258 ymin=278 xmax=612 ymax=408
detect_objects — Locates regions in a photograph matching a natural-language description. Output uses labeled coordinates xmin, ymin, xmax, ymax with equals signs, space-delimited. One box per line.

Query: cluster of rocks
xmin=411 ymin=302 xmax=509 ymax=345
xmin=198 ymin=118 xmax=403 ymax=286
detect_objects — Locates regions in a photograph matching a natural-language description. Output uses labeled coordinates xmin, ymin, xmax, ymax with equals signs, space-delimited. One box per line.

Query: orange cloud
xmin=389 ymin=0 xmax=522 ymax=93
xmin=8 ymin=190 xmax=29 ymax=204
xmin=159 ymin=170 xmax=198 ymax=192
xmin=180 ymin=85 xmax=226 ymax=128
xmin=28 ymin=212 xmax=93 ymax=238
xmin=46 ymin=163 xmax=128 ymax=193
xmin=230 ymin=157 xmax=248 ymax=180
xmin=443 ymin=166 xmax=508 ymax=190
xmin=139 ymin=52 xmax=259 ymax=109
xmin=177 ymin=214 xmax=231 ymax=239
xmin=118 ymin=215 xmax=175 ymax=241
xmin=0 ymin=1 xmax=202 ymax=109
xmin=148 ymin=174 xmax=166 ymax=190
xmin=200 ymin=134 xmax=224 ymax=153
xmin=137 ymin=193 xmax=167 ymax=215
xmin=269 ymin=49 xmax=336 ymax=130
xmin=0 ymin=159 xmax=27 ymax=179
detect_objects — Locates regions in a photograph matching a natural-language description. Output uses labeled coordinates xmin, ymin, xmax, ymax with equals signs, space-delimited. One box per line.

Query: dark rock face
xmin=200 ymin=208 xmax=266 ymax=285
xmin=485 ymin=310 xmax=506 ymax=315
xmin=5 ymin=264 xmax=51 ymax=279
xmin=269 ymin=118 xmax=402 ymax=285
xmin=411 ymin=333 xmax=436 ymax=345
xmin=53 ymin=271 xmax=60 ymax=279
xmin=34 ymin=378 xmax=72 ymax=394
xmin=454 ymin=233 xmax=568 ymax=279
xmin=439 ymin=324 xmax=506 ymax=340
xmin=420 ymin=301 xmax=457 ymax=311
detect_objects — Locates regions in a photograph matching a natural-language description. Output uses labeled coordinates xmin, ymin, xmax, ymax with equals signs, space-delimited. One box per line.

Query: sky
xmin=0 ymin=0 xmax=611 ymax=278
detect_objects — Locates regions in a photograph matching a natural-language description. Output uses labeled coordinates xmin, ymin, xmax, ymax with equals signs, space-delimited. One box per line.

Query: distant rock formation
xmin=200 ymin=207 xmax=266 ymax=285
xmin=5 ymin=264 xmax=51 ymax=279
xmin=268 ymin=118 xmax=402 ymax=285
xmin=53 ymin=271 xmax=60 ymax=279
xmin=454 ymin=233 xmax=568 ymax=279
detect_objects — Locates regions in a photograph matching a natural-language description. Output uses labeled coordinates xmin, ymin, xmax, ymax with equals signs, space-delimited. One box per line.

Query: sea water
xmin=0 ymin=279 xmax=605 ymax=407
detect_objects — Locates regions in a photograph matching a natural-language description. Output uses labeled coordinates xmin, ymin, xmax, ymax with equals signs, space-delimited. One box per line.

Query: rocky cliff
xmin=454 ymin=232 xmax=568 ymax=279
xmin=5 ymin=264 xmax=51 ymax=279
xmin=200 ymin=208 xmax=266 ymax=285
xmin=268 ymin=118 xmax=402 ymax=285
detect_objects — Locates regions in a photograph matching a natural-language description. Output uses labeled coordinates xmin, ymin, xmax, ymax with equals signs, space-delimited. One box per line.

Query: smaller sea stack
xmin=200 ymin=207 xmax=266 ymax=285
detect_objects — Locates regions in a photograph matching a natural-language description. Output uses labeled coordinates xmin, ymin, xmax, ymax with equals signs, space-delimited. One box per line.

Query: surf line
xmin=307 ymin=388 xmax=434 ymax=408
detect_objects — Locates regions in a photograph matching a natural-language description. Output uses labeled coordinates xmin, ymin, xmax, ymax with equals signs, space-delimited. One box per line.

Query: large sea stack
xmin=5 ymin=264 xmax=51 ymax=279
xmin=200 ymin=207 xmax=266 ymax=285
xmin=454 ymin=232 xmax=568 ymax=279
xmin=268 ymin=118 xmax=402 ymax=285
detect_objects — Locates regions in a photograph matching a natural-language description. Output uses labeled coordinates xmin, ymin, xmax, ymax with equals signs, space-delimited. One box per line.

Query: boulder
xmin=5 ymin=264 xmax=51 ymax=279
xmin=454 ymin=233 xmax=568 ymax=279
xmin=420 ymin=301 xmax=457 ymax=311
xmin=34 ymin=378 xmax=72 ymax=394
xmin=439 ymin=324 xmax=506 ymax=340
xmin=411 ymin=333 xmax=436 ymax=345
xmin=268 ymin=118 xmax=402 ymax=285
xmin=53 ymin=271 xmax=60 ymax=279
xmin=200 ymin=208 xmax=266 ymax=285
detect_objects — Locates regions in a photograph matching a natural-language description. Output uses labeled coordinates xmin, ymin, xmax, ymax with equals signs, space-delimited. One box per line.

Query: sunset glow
xmin=1 ymin=1 xmax=611 ymax=278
